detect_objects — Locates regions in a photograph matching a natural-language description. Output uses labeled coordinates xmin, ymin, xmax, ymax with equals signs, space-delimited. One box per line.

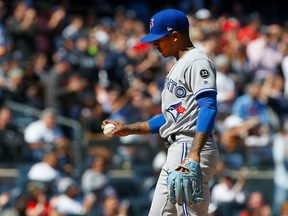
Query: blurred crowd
xmin=0 ymin=0 xmax=288 ymax=215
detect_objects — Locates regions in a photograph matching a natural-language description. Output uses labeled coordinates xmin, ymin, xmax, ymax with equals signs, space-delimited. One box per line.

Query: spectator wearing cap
xmin=195 ymin=8 xmax=211 ymax=21
xmin=6 ymin=67 xmax=28 ymax=104
xmin=219 ymin=17 xmax=241 ymax=61
xmin=237 ymin=12 xmax=262 ymax=46
xmin=24 ymin=108 xmax=70 ymax=161
xmin=192 ymin=8 xmax=218 ymax=52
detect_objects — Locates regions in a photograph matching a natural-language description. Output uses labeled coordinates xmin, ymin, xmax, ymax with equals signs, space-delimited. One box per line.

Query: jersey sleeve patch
xmin=199 ymin=69 xmax=210 ymax=79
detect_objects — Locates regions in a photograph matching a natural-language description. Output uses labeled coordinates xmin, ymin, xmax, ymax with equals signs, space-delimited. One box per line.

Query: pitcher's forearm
xmin=127 ymin=121 xmax=152 ymax=134
xmin=187 ymin=132 xmax=209 ymax=163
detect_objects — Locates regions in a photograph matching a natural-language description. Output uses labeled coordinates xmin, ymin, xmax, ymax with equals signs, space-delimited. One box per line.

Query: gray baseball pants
xmin=148 ymin=136 xmax=219 ymax=216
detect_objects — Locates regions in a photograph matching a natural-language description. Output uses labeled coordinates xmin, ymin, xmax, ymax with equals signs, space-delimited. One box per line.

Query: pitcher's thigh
xmin=148 ymin=169 xmax=177 ymax=216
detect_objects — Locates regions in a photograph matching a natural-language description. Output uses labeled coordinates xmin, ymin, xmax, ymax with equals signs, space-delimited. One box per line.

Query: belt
xmin=164 ymin=132 xmax=212 ymax=146
xmin=164 ymin=134 xmax=177 ymax=145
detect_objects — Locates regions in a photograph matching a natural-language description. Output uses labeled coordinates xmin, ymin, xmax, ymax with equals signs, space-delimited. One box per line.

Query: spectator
xmin=211 ymin=169 xmax=246 ymax=216
xmin=214 ymin=54 xmax=236 ymax=117
xmin=246 ymin=24 xmax=283 ymax=80
xmin=51 ymin=177 xmax=96 ymax=215
xmin=44 ymin=5 xmax=68 ymax=51
xmin=232 ymin=81 xmax=273 ymax=167
xmin=25 ymin=181 xmax=53 ymax=216
xmin=1 ymin=195 xmax=26 ymax=216
xmin=0 ymin=60 xmax=11 ymax=105
xmin=281 ymin=29 xmax=288 ymax=97
xmin=34 ymin=4 xmax=66 ymax=55
xmin=220 ymin=115 xmax=261 ymax=168
xmin=102 ymin=34 xmax=130 ymax=90
xmin=261 ymin=74 xmax=288 ymax=129
xmin=96 ymin=186 xmax=129 ymax=216
xmin=22 ymin=60 xmax=44 ymax=109
xmin=31 ymin=52 xmax=49 ymax=83
xmin=0 ymin=192 xmax=10 ymax=212
xmin=6 ymin=1 xmax=37 ymax=63
xmin=237 ymin=12 xmax=262 ymax=46
xmin=232 ymin=80 xmax=270 ymax=129
xmin=239 ymin=191 xmax=272 ymax=216
xmin=6 ymin=67 xmax=28 ymax=104
xmin=44 ymin=55 xmax=88 ymax=135
xmin=272 ymin=121 xmax=288 ymax=216
xmin=280 ymin=202 xmax=288 ymax=216
xmin=43 ymin=55 xmax=73 ymax=111
xmin=61 ymin=15 xmax=84 ymax=42
xmin=70 ymin=36 xmax=99 ymax=84
xmin=80 ymin=97 xmax=109 ymax=140
xmin=27 ymin=151 xmax=60 ymax=183
xmin=0 ymin=0 xmax=10 ymax=64
xmin=24 ymin=108 xmax=70 ymax=161
xmin=81 ymin=154 xmax=110 ymax=195
xmin=0 ymin=106 xmax=26 ymax=163
xmin=219 ymin=17 xmax=240 ymax=55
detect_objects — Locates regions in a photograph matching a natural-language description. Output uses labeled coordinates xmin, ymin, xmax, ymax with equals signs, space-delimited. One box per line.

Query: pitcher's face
xmin=153 ymin=34 xmax=176 ymax=58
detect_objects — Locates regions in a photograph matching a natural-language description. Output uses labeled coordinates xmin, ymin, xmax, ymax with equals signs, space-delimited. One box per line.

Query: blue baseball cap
xmin=140 ymin=9 xmax=189 ymax=43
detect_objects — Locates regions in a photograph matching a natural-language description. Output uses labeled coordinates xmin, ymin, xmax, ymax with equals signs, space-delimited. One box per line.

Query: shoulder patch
xmin=200 ymin=69 xmax=210 ymax=79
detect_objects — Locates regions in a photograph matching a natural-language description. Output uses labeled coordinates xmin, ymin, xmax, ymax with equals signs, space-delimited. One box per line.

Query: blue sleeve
xmin=147 ymin=114 xmax=166 ymax=134
xmin=195 ymin=91 xmax=217 ymax=133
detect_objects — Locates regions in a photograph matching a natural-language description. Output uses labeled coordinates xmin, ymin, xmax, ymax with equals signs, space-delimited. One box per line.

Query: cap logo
xmin=150 ymin=18 xmax=154 ymax=30
xmin=167 ymin=27 xmax=173 ymax=31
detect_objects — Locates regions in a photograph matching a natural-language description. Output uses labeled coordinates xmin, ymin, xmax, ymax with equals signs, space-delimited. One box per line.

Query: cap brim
xmin=140 ymin=33 xmax=167 ymax=43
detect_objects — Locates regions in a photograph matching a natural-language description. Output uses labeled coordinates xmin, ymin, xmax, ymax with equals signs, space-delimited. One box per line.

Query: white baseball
xmin=103 ymin=123 xmax=116 ymax=137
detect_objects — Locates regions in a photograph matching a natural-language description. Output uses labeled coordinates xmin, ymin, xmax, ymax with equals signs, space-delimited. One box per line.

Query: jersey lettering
xmin=165 ymin=78 xmax=187 ymax=98
xmin=165 ymin=78 xmax=177 ymax=92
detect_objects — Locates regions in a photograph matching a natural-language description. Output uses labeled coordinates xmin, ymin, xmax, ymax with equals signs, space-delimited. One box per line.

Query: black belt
xmin=164 ymin=134 xmax=177 ymax=145
xmin=164 ymin=133 xmax=212 ymax=146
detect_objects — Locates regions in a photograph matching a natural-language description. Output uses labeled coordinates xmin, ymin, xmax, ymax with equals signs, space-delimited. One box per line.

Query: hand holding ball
xmin=103 ymin=123 xmax=116 ymax=137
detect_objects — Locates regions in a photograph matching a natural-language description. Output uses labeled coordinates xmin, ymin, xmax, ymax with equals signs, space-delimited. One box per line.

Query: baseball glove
xmin=167 ymin=158 xmax=204 ymax=206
